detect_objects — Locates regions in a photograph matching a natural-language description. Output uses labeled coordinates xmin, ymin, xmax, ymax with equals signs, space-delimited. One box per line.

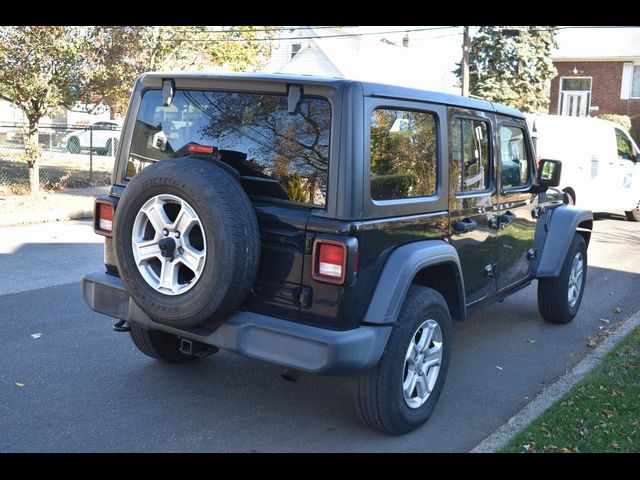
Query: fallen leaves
xmin=15 ymin=382 xmax=25 ymax=388
xmin=613 ymin=307 xmax=621 ymax=314
xmin=30 ymin=333 xmax=42 ymax=339
xmin=527 ymin=339 xmax=537 ymax=344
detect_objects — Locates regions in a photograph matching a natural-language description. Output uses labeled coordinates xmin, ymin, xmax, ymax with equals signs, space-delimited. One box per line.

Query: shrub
xmin=370 ymin=174 xmax=415 ymax=200
xmin=598 ymin=114 xmax=632 ymax=133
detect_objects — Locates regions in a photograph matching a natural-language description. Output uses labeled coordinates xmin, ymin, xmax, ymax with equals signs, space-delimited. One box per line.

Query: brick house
xmin=549 ymin=27 xmax=640 ymax=140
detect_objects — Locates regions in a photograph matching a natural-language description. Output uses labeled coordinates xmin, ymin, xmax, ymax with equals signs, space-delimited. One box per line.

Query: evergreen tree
xmin=457 ymin=26 xmax=558 ymax=112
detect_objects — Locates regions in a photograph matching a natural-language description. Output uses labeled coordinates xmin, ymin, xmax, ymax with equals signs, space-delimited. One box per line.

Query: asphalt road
xmin=1 ymin=216 xmax=639 ymax=452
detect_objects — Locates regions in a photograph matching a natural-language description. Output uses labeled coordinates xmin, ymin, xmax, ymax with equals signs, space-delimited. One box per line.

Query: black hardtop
xmin=140 ymin=71 xmax=525 ymax=120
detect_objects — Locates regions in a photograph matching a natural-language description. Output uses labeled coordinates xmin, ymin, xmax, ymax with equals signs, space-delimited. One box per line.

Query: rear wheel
xmin=354 ymin=286 xmax=452 ymax=434
xmin=625 ymin=200 xmax=640 ymax=222
xmin=538 ymin=234 xmax=587 ymax=324
xmin=129 ymin=323 xmax=195 ymax=364
xmin=106 ymin=138 xmax=118 ymax=156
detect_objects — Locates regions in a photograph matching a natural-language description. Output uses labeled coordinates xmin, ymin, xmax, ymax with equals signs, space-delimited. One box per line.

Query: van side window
xmin=615 ymin=128 xmax=634 ymax=160
xmin=370 ymin=108 xmax=438 ymax=200
xmin=499 ymin=125 xmax=529 ymax=188
xmin=450 ymin=118 xmax=490 ymax=192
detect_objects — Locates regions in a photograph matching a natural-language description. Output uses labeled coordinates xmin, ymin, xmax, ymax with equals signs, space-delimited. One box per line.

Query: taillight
xmin=94 ymin=198 xmax=116 ymax=237
xmin=312 ymin=239 xmax=348 ymax=285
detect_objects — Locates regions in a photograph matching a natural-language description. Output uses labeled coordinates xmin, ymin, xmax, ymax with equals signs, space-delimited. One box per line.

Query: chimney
xmin=402 ymin=33 xmax=409 ymax=48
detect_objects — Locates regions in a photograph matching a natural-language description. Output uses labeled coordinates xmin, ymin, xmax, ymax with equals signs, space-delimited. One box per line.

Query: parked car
xmin=81 ymin=73 xmax=593 ymax=434
xmin=63 ymin=121 xmax=121 ymax=156
xmin=527 ymin=114 xmax=640 ymax=221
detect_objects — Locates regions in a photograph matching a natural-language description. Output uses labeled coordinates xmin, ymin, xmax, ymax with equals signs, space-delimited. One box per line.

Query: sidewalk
xmin=0 ymin=185 xmax=109 ymax=227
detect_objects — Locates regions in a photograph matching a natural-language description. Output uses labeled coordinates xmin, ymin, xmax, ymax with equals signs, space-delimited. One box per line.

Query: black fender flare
xmin=364 ymin=240 xmax=466 ymax=324
xmin=534 ymin=205 xmax=593 ymax=278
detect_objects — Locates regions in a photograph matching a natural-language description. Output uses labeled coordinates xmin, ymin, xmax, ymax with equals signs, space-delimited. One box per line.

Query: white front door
xmin=561 ymin=92 xmax=588 ymax=117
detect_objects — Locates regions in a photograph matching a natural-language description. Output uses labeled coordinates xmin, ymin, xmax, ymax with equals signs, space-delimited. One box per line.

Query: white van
xmin=527 ymin=114 xmax=640 ymax=221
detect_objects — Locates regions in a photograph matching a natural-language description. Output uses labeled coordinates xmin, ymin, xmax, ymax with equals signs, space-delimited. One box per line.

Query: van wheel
xmin=129 ymin=323 xmax=195 ymax=364
xmin=625 ymin=201 xmax=640 ymax=222
xmin=562 ymin=188 xmax=575 ymax=206
xmin=354 ymin=286 xmax=452 ymax=434
xmin=538 ymin=234 xmax=587 ymax=324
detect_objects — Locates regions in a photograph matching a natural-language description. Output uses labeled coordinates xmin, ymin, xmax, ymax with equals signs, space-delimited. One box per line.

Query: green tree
xmin=0 ymin=26 xmax=93 ymax=192
xmin=457 ymin=26 xmax=558 ymax=112
xmin=90 ymin=26 xmax=278 ymax=118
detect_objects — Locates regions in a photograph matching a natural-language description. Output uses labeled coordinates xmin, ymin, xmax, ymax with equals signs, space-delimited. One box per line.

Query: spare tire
xmin=113 ymin=158 xmax=260 ymax=328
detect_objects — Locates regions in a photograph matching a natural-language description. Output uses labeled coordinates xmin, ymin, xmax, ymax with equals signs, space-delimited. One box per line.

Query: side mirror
xmin=536 ymin=158 xmax=562 ymax=188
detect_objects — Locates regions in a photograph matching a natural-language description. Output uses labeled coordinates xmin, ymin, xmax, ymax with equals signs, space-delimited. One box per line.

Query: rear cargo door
xmin=241 ymin=202 xmax=311 ymax=320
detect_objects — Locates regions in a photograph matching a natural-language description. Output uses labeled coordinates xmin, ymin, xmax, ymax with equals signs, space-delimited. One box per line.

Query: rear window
xmin=126 ymin=89 xmax=331 ymax=207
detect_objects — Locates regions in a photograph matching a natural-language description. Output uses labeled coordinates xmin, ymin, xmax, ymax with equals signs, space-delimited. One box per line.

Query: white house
xmin=263 ymin=27 xmax=457 ymax=93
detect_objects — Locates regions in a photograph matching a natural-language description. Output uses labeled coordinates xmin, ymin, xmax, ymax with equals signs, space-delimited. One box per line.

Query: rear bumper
xmin=81 ymin=272 xmax=391 ymax=375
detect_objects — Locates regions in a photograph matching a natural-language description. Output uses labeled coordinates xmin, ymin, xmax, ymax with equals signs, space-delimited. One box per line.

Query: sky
xmin=341 ymin=26 xmax=640 ymax=93
xmin=344 ymin=26 xmax=465 ymax=93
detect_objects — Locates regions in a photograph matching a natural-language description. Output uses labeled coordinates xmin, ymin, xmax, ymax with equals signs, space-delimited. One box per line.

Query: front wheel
xmin=354 ymin=286 xmax=452 ymax=434
xmin=129 ymin=323 xmax=195 ymax=364
xmin=537 ymin=234 xmax=587 ymax=324
xmin=67 ymin=136 xmax=81 ymax=154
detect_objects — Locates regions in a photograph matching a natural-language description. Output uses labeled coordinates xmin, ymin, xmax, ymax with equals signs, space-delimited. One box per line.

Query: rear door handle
xmin=452 ymin=218 xmax=478 ymax=234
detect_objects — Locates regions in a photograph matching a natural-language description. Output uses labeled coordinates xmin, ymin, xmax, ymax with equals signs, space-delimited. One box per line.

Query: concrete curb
xmin=0 ymin=208 xmax=94 ymax=227
xmin=471 ymin=310 xmax=640 ymax=453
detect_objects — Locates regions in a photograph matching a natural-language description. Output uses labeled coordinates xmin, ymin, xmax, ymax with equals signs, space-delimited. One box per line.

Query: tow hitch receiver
xmin=180 ymin=338 xmax=219 ymax=357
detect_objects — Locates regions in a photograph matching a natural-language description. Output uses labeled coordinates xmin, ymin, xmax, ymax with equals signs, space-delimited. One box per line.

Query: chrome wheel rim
xmin=402 ymin=319 xmax=443 ymax=409
xmin=132 ymin=194 xmax=206 ymax=296
xmin=567 ymin=251 xmax=584 ymax=308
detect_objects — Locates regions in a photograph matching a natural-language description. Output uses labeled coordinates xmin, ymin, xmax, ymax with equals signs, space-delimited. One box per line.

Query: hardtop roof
xmin=141 ymin=71 xmax=525 ymax=120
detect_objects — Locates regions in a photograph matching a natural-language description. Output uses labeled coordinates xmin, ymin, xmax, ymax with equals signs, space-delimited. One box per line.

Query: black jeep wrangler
xmin=82 ymin=72 xmax=593 ymax=434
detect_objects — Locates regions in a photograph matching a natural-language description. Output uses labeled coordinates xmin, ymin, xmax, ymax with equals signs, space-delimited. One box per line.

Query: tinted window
xmin=370 ymin=108 xmax=438 ymax=201
xmin=128 ymin=90 xmax=331 ymax=207
xmin=615 ymin=128 xmax=634 ymax=159
xmin=499 ymin=125 xmax=529 ymax=188
xmin=450 ymin=118 xmax=490 ymax=192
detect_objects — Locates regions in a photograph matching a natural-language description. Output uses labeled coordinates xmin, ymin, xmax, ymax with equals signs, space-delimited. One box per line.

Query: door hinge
xmin=298 ymin=287 xmax=312 ymax=309
xmin=304 ymin=233 xmax=316 ymax=254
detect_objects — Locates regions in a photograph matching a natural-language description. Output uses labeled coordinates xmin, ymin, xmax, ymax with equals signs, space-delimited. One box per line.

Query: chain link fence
xmin=0 ymin=122 xmax=121 ymax=195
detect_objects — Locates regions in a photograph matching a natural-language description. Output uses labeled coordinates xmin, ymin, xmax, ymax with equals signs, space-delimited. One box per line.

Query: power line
xmin=164 ymin=26 xmax=460 ymax=43
xmin=170 ymin=26 xmax=346 ymax=34
xmin=159 ymin=25 xmax=637 ymax=44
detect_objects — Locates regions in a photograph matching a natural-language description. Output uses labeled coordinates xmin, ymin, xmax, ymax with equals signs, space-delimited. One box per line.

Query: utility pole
xmin=462 ymin=26 xmax=470 ymax=97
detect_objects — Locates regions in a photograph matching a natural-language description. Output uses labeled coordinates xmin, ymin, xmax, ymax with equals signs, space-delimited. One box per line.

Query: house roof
xmin=552 ymin=27 xmax=640 ymax=61
xmin=263 ymin=27 xmax=455 ymax=92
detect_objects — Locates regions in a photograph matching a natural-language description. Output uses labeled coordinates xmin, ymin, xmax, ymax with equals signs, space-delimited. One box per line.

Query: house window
xmin=559 ymin=77 xmax=592 ymax=117
xmin=290 ymin=43 xmax=302 ymax=59
xmin=632 ymin=65 xmax=640 ymax=98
